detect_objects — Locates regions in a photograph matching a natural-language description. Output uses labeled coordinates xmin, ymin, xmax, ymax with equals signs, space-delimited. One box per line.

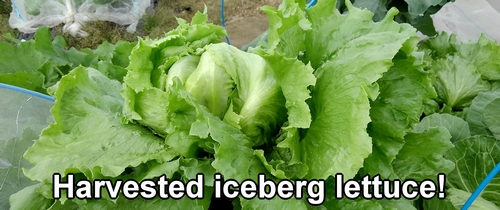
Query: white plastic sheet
xmin=431 ymin=0 xmax=500 ymax=43
xmin=9 ymin=0 xmax=151 ymax=37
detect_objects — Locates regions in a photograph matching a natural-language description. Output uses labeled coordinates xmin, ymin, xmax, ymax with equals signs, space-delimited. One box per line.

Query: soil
xmin=0 ymin=0 xmax=282 ymax=49
xmin=221 ymin=0 xmax=281 ymax=48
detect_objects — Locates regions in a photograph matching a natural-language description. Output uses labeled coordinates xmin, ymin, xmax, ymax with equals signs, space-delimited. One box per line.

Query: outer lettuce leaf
xmin=81 ymin=188 xmax=213 ymax=210
xmin=0 ymin=27 xmax=135 ymax=94
xmin=483 ymin=98 xmax=500 ymax=139
xmin=423 ymin=188 xmax=500 ymax=210
xmin=403 ymin=0 xmax=449 ymax=18
xmin=445 ymin=136 xmax=500 ymax=206
xmin=363 ymin=56 xmax=436 ymax=179
xmin=22 ymin=67 xmax=174 ymax=183
xmin=82 ymin=40 xmax=136 ymax=83
xmin=299 ymin=0 xmax=418 ymax=180
xmin=428 ymin=55 xmax=491 ymax=109
xmin=178 ymin=158 xmax=217 ymax=187
xmin=87 ymin=40 xmax=136 ymax=69
xmin=419 ymin=32 xmax=459 ymax=59
xmin=446 ymin=189 xmax=500 ymax=210
xmin=466 ymin=90 xmax=500 ymax=136
xmin=311 ymin=176 xmax=416 ymax=210
xmin=8 ymin=184 xmax=53 ymax=210
xmin=414 ymin=113 xmax=470 ymax=142
xmin=423 ymin=196 xmax=456 ymax=210
xmin=351 ymin=0 xmax=389 ymax=21
xmin=304 ymin=0 xmax=418 ymax=69
xmin=492 ymin=81 xmax=500 ymax=91
xmin=392 ymin=127 xmax=455 ymax=181
xmin=454 ymin=35 xmax=500 ymax=81
xmin=0 ymin=36 xmax=48 ymax=93
xmin=336 ymin=0 xmax=452 ymax=36
xmin=259 ymin=0 xmax=311 ymax=57
xmin=34 ymin=27 xmax=88 ymax=68
xmin=420 ymin=32 xmax=500 ymax=111
xmin=33 ymin=165 xmax=213 ymax=210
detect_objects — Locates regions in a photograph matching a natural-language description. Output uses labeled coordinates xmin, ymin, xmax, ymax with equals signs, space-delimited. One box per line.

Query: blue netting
xmin=0 ymin=83 xmax=54 ymax=209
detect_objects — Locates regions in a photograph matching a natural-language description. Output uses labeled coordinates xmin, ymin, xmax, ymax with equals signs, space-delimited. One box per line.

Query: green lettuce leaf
xmin=123 ymin=10 xmax=315 ymax=152
xmin=466 ymin=90 xmax=500 ymax=136
xmin=179 ymin=158 xmax=216 ymax=186
xmin=414 ymin=113 xmax=470 ymax=142
xmin=167 ymin=79 xmax=309 ymax=209
xmin=0 ymin=26 xmax=137 ymax=94
xmin=445 ymin=136 xmax=500 ymax=206
xmin=259 ymin=0 xmax=311 ymax=57
xmin=351 ymin=0 xmax=389 ymax=21
xmin=420 ymin=32 xmax=500 ymax=111
xmin=23 ymin=67 xmax=174 ymax=183
xmin=34 ymin=27 xmax=87 ymax=68
xmin=166 ymin=55 xmax=201 ymax=86
xmin=392 ymin=127 xmax=455 ymax=181
xmin=81 ymin=187 xmax=213 ymax=210
xmin=311 ymin=176 xmax=416 ymax=210
xmin=0 ymin=129 xmax=40 ymax=210
xmin=0 ymin=36 xmax=48 ymax=93
xmin=483 ymin=98 xmax=500 ymax=139
xmin=423 ymin=196 xmax=456 ymax=210
xmin=304 ymin=1 xmax=416 ymax=69
xmin=87 ymin=40 xmax=135 ymax=69
xmin=403 ymin=0 xmax=448 ymax=17
xmin=454 ymin=35 xmax=500 ymax=81
xmin=336 ymin=0 xmax=453 ymax=36
xmin=419 ymin=32 xmax=458 ymax=59
xmin=122 ymin=11 xmax=226 ymax=137
xmin=300 ymin=0 xmax=418 ymax=180
xmin=362 ymin=55 xmax=436 ymax=179
xmin=184 ymin=44 xmax=291 ymax=147
xmin=245 ymin=50 xmax=316 ymax=179
xmin=8 ymin=184 xmax=53 ymax=210
xmin=492 ymin=81 xmax=500 ymax=91
xmin=428 ymin=55 xmax=491 ymax=109
xmin=423 ymin=188 xmax=500 ymax=210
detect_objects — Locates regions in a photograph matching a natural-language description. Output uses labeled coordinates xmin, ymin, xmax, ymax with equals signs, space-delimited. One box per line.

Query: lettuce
xmin=439 ymin=136 xmax=500 ymax=208
xmin=0 ymin=27 xmax=135 ymax=95
xmin=7 ymin=0 xmax=500 ymax=209
xmin=336 ymin=0 xmax=455 ymax=36
xmin=420 ymin=33 xmax=500 ymax=114
xmin=417 ymin=33 xmax=500 ymax=209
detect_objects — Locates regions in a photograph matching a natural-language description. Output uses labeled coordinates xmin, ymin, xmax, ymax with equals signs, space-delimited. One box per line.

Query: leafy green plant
xmin=2 ymin=0 xmax=499 ymax=209
xmin=336 ymin=0 xmax=455 ymax=36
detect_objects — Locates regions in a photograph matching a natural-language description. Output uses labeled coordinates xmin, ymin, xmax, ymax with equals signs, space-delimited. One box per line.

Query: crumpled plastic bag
xmin=9 ymin=0 xmax=151 ymax=37
xmin=431 ymin=0 xmax=500 ymax=43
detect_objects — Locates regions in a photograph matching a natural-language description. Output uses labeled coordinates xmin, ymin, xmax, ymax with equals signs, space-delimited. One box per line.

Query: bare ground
xmin=222 ymin=0 xmax=281 ymax=48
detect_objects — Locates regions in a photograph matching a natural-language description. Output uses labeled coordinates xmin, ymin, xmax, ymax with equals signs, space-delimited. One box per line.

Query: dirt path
xmin=225 ymin=14 xmax=270 ymax=48
xmin=221 ymin=0 xmax=280 ymax=48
